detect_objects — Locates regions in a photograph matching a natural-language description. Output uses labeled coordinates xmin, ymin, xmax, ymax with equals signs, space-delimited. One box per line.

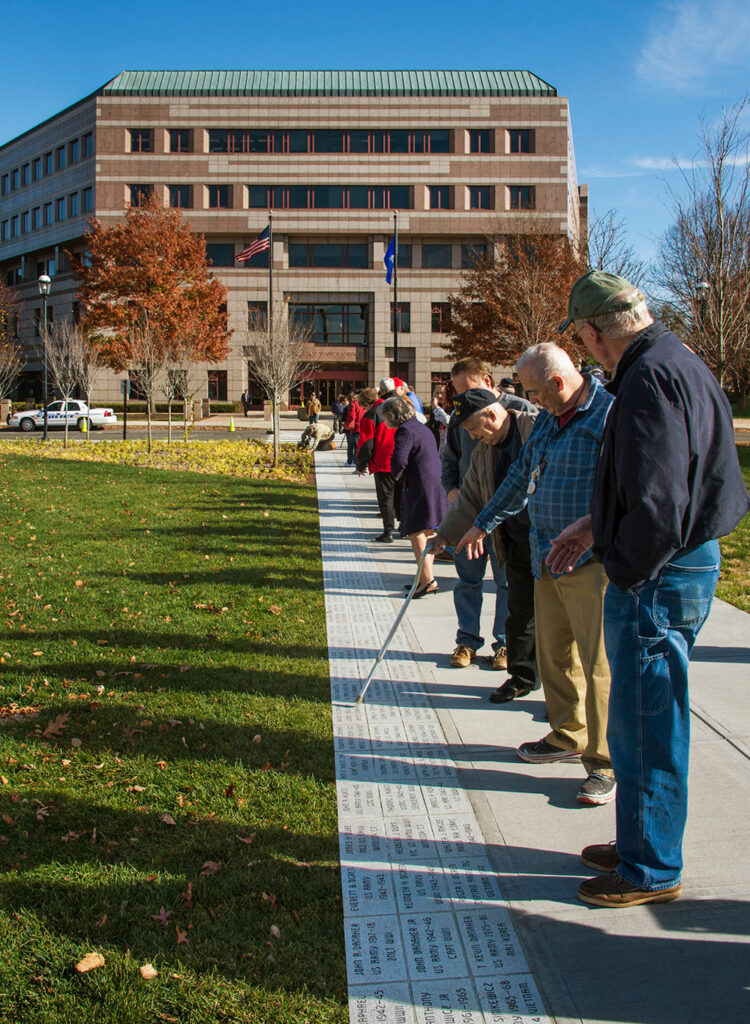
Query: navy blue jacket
xmin=591 ymin=320 xmax=750 ymax=590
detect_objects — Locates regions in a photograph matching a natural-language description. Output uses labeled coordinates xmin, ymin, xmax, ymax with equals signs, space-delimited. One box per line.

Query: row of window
xmin=1 ymin=133 xmax=94 ymax=196
xmin=1 ymin=188 xmax=93 ymax=241
xmin=247 ymin=300 xmax=453 ymax=343
xmin=128 ymin=183 xmax=534 ymax=212
xmin=207 ymin=240 xmax=488 ymax=270
xmin=128 ymin=127 xmax=535 ymax=156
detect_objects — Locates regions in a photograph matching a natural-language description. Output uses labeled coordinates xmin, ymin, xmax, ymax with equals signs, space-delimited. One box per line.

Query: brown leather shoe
xmin=578 ymin=871 xmax=682 ymax=908
xmin=581 ymin=842 xmax=620 ymax=872
xmin=492 ymin=646 xmax=508 ymax=670
xmin=450 ymin=644 xmax=476 ymax=668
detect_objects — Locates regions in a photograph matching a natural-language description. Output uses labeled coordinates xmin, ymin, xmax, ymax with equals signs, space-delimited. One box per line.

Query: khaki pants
xmin=534 ymin=561 xmax=612 ymax=775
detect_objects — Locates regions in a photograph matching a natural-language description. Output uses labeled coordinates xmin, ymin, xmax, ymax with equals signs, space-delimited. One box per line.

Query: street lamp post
xmin=38 ymin=274 xmax=51 ymax=441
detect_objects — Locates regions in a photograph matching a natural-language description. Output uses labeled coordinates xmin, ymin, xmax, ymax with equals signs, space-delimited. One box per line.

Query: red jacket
xmin=342 ymin=399 xmax=364 ymax=433
xmin=356 ymin=396 xmax=396 ymax=473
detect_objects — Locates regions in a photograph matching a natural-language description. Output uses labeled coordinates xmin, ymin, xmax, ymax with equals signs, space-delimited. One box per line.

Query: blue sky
xmin=2 ymin=0 xmax=748 ymax=265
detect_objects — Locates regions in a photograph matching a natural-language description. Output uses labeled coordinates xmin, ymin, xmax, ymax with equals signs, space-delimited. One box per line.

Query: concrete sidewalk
xmin=317 ymin=447 xmax=750 ymax=1024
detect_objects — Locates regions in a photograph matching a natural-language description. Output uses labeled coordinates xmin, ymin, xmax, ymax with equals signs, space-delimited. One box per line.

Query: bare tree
xmin=0 ymin=284 xmax=22 ymax=403
xmin=586 ymin=208 xmax=648 ymax=286
xmin=244 ymin=302 xmax=315 ymax=468
xmin=128 ymin=319 xmax=167 ymax=452
xmin=69 ymin=323 xmax=105 ymax=431
xmin=654 ymin=98 xmax=750 ymax=403
xmin=45 ymin=321 xmax=82 ymax=448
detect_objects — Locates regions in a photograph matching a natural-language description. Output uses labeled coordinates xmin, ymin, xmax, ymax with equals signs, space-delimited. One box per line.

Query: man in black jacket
xmin=550 ymin=271 xmax=750 ymax=908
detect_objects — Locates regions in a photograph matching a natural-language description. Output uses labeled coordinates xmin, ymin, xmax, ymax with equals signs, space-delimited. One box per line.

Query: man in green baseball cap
xmin=558 ymin=270 xmax=645 ymax=334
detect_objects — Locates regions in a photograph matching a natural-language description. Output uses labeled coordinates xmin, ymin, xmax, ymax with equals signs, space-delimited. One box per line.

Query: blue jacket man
xmin=551 ymin=271 xmax=750 ymax=908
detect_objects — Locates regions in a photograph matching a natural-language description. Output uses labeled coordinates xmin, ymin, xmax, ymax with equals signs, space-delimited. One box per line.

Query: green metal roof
xmin=102 ymin=69 xmax=557 ymax=98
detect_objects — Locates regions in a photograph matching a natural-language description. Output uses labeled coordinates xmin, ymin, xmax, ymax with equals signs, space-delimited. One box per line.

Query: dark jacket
xmin=440 ymin=391 xmax=537 ymax=491
xmin=356 ymin=391 xmax=397 ymax=473
xmin=591 ymin=320 xmax=750 ymax=591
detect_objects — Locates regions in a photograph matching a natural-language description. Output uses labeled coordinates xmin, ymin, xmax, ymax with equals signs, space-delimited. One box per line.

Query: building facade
xmin=0 ymin=70 xmax=585 ymax=407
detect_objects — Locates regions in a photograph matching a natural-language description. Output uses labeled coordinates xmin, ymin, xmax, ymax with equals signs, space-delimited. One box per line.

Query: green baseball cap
xmin=558 ymin=270 xmax=644 ymax=333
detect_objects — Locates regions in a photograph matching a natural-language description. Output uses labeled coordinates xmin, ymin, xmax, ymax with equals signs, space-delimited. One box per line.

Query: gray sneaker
xmin=517 ymin=739 xmax=581 ymax=764
xmin=577 ymin=772 xmax=617 ymax=805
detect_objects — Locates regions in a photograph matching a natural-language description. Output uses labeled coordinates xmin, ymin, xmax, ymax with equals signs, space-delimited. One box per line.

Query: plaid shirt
xmin=475 ymin=377 xmax=614 ymax=577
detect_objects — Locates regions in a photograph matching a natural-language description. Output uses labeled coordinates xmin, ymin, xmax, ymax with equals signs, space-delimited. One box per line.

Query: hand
xmin=456 ymin=526 xmax=486 ymax=559
xmin=447 ymin=488 xmax=459 ymax=505
xmin=546 ymin=514 xmax=593 ymax=574
xmin=430 ymin=533 xmax=449 ymax=555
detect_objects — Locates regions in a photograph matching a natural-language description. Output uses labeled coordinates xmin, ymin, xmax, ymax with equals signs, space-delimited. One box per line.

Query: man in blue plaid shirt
xmin=457 ymin=342 xmax=615 ymax=806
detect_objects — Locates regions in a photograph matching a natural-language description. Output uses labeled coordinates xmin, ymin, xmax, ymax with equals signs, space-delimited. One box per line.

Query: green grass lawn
xmin=717 ymin=445 xmax=750 ymax=612
xmin=0 ymin=450 xmax=346 ymax=1024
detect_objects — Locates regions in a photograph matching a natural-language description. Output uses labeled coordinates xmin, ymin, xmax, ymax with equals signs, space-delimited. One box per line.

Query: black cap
xmin=451 ymin=388 xmax=498 ymax=426
xmin=499 ymin=377 xmax=515 ymax=388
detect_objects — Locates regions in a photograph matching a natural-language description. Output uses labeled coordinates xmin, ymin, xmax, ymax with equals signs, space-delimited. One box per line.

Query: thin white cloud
xmin=579 ymin=164 xmax=649 ymax=179
xmin=638 ymin=0 xmax=750 ymax=90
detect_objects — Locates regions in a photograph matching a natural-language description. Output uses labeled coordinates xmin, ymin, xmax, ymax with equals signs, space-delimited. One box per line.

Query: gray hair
xmin=516 ymin=342 xmax=578 ymax=385
xmin=378 ymin=376 xmax=396 ymax=395
xmin=574 ymin=298 xmax=652 ymax=340
xmin=381 ymin=396 xmax=415 ymax=429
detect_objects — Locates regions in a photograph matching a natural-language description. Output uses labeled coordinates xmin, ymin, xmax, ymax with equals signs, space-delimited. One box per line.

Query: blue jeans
xmin=345 ymin=431 xmax=359 ymax=465
xmin=603 ymin=541 xmax=720 ymax=890
xmin=453 ymin=542 xmax=508 ymax=652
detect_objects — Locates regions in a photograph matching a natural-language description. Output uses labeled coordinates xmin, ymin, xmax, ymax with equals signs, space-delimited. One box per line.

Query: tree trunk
xmin=147 ymin=401 xmax=152 ymax=453
xmin=272 ymin=394 xmax=280 ymax=469
xmin=167 ymin=401 xmax=172 ymax=443
xmin=63 ymin=401 xmax=69 ymax=449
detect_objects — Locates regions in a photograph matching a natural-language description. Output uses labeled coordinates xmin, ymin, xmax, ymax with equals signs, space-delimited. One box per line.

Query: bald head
xmin=516 ymin=343 xmax=585 ymax=416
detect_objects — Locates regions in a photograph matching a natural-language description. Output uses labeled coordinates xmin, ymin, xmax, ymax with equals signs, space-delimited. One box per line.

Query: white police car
xmin=7 ymin=399 xmax=118 ymax=433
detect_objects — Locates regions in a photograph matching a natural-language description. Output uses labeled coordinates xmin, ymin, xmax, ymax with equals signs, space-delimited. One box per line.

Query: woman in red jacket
xmin=341 ymin=390 xmax=364 ymax=467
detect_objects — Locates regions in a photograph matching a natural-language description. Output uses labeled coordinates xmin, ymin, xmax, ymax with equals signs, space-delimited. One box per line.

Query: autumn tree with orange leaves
xmin=444 ymin=223 xmax=583 ymax=365
xmin=72 ymin=196 xmax=231 ymax=387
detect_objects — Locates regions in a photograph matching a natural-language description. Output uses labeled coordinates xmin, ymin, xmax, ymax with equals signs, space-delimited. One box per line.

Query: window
xmin=168 ymin=184 xmax=193 ymax=208
xmin=11 ymin=215 xmax=19 ymax=237
xmin=390 ymin=302 xmax=411 ymax=333
xmin=69 ymin=138 xmax=80 ymax=163
xmin=311 ymin=130 xmax=345 ymax=153
xmin=10 ymin=169 xmax=19 ymax=190
xmin=21 ymin=211 xmax=31 ymax=233
xmin=33 ymin=157 xmax=42 ymax=180
xmin=469 ymin=185 xmax=493 ymax=210
xmin=129 ymin=128 xmax=153 ymax=153
xmin=288 ymin=242 xmax=368 ymax=268
xmin=461 ymin=243 xmax=487 ymax=268
xmin=290 ymin=302 xmax=369 ymax=346
xmin=128 ymin=184 xmax=153 ymax=207
xmin=428 ymin=185 xmax=452 ymax=210
xmin=469 ymin=129 xmax=492 ymax=153
xmin=397 ymin=243 xmax=412 ymax=268
xmin=83 ymin=132 xmax=94 ymax=157
xmin=56 ymin=146 xmax=66 ymax=170
xmin=169 ymin=129 xmax=192 ymax=153
xmin=83 ymin=187 xmax=93 ymax=212
xmin=239 ymin=242 xmax=268 ymax=269
xmin=0 ymin=221 xmax=8 ymax=241
xmin=55 ymin=197 xmax=66 ymax=221
xmin=311 ymin=185 xmax=345 ymax=209
xmin=247 ymin=301 xmax=268 ymax=329
xmin=509 ymin=185 xmax=536 ymax=210
xmin=43 ymin=201 xmax=53 ymax=225
xmin=509 ymin=129 xmax=534 ymax=153
xmin=69 ymin=192 xmax=80 ymax=217
xmin=422 ymin=244 xmax=451 ymax=268
xmin=431 ymin=302 xmax=452 ymax=333
xmin=205 ymin=243 xmax=235 ymax=267
xmin=0 ymin=174 xmax=7 ymax=195
xmin=208 ymin=184 xmax=232 ymax=208
xmin=44 ymin=152 xmax=53 ymax=175
xmin=32 ymin=207 xmax=42 ymax=230
xmin=21 ymin=164 xmax=31 ymax=186
xmin=207 ymin=370 xmax=228 ymax=402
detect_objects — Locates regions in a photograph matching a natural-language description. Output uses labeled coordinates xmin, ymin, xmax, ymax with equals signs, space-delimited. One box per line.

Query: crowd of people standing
xmin=328 ymin=270 xmax=749 ymax=910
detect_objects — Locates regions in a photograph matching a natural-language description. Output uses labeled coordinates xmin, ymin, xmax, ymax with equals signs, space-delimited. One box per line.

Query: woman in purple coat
xmin=383 ymin=397 xmax=448 ymax=597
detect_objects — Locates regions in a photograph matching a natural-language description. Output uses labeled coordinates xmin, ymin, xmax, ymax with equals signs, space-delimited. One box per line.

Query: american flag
xmin=236 ymin=225 xmax=270 ymax=262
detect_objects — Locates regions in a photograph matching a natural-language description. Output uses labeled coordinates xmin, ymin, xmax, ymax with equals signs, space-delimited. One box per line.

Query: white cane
xmin=355 ymin=542 xmax=434 ymax=705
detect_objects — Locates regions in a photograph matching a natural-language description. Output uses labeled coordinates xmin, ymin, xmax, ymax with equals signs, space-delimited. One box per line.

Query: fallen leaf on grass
xmin=95 ymin=670 xmax=106 ymax=678
xmin=236 ymin=832 xmax=256 ymax=845
xmin=1 ymin=813 xmax=16 ymax=827
xmin=270 ymin=925 xmax=281 ymax=940
xmin=70 ymin=738 xmax=82 ymax=748
xmin=181 ymin=881 xmax=194 ymax=907
xmin=179 ymin=665 xmax=190 ymax=673
xmin=268 ymin=605 xmax=281 ymax=615
xmin=252 ymin=735 xmax=261 ymax=744
xmin=145 ymin=873 xmax=158 ymax=883
xmin=222 ymin=783 xmax=235 ymax=798
xmin=0 ymin=777 xmax=7 ymax=786
xmin=159 ymin=814 xmax=176 ymax=826
xmin=262 ymin=892 xmax=278 ymax=909
xmin=95 ymin=915 xmax=107 ymax=929
xmin=74 ymin=952 xmax=105 ymax=973
xmin=43 ymin=712 xmax=70 ymax=738
xmin=140 ymin=963 xmax=158 ymax=980
xmin=175 ymin=926 xmax=189 ymax=945
xmin=152 ymin=907 xmax=173 ymax=927
xmin=200 ymin=860 xmax=222 ymax=875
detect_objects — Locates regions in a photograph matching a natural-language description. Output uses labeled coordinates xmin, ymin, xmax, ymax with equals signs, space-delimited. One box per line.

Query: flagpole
xmin=268 ymin=211 xmax=275 ymax=445
xmin=392 ymin=211 xmax=398 ymax=376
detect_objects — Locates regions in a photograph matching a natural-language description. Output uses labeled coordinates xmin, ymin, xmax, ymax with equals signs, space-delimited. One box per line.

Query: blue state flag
xmin=384 ymin=236 xmax=396 ymax=284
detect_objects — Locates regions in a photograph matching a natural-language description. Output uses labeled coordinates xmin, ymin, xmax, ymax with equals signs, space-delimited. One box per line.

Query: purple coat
xmin=390 ymin=418 xmax=449 ymax=536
